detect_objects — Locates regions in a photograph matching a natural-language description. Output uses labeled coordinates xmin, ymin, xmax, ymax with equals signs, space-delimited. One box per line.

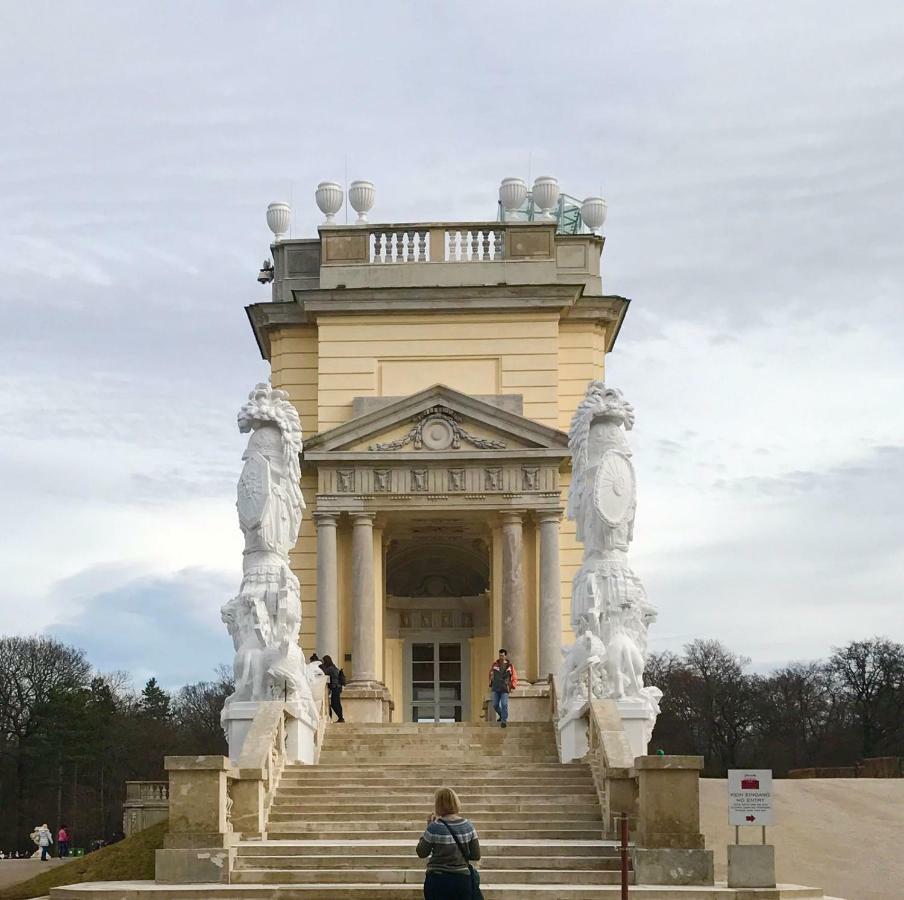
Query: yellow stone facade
xmin=247 ymin=220 xmax=628 ymax=723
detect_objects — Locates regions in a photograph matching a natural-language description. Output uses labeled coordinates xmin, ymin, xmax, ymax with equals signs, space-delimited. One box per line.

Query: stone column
xmin=500 ymin=511 xmax=527 ymax=675
xmin=314 ymin=512 xmax=339 ymax=660
xmin=537 ymin=510 xmax=563 ymax=682
xmin=350 ymin=512 xmax=377 ymax=684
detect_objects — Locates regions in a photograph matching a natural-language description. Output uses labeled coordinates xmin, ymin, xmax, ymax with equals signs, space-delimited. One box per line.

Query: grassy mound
xmin=0 ymin=821 xmax=167 ymax=900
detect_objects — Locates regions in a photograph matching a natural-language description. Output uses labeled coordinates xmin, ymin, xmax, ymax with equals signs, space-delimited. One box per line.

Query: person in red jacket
xmin=488 ymin=649 xmax=518 ymax=728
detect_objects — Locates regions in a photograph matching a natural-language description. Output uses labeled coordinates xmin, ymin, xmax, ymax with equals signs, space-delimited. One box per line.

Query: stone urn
xmin=348 ymin=180 xmax=375 ymax=223
xmin=499 ymin=177 xmax=527 ymax=213
xmin=315 ymin=181 xmax=343 ymax=224
xmin=266 ymin=202 xmax=291 ymax=241
xmin=581 ymin=196 xmax=608 ymax=234
xmin=532 ymin=176 xmax=560 ymax=219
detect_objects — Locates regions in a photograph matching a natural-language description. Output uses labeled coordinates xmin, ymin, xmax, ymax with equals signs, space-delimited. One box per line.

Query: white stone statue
xmin=559 ymin=381 xmax=661 ymax=757
xmin=221 ymin=383 xmax=318 ymax=743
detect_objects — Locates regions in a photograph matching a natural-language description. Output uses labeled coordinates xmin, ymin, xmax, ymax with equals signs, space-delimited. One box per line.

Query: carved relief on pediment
xmin=370 ymin=406 xmax=507 ymax=452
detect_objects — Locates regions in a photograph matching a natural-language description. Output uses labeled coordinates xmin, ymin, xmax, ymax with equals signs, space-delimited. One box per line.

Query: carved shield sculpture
xmin=593 ymin=449 xmax=636 ymax=526
xmin=237 ymin=452 xmax=271 ymax=532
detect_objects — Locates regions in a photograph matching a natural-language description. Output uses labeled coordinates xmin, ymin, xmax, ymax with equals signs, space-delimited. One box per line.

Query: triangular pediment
xmin=304 ymin=385 xmax=568 ymax=459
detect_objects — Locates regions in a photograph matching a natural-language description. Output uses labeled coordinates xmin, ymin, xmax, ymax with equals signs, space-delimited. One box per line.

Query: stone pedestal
xmin=156 ymin=756 xmax=236 ymax=884
xmin=727 ymin=843 xmax=776 ymax=888
xmin=631 ymin=754 xmax=714 ymax=886
xmin=617 ymin=697 xmax=654 ymax=759
xmin=484 ymin=685 xmax=552 ymax=723
xmin=559 ymin=714 xmax=589 ymax=762
xmin=342 ymin=684 xmax=392 ymax=722
xmin=223 ymin=700 xmax=317 ymax=765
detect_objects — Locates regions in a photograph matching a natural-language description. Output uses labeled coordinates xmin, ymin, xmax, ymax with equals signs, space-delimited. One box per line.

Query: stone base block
xmin=558 ymin=714 xmax=589 ymax=763
xmin=507 ymin=685 xmax=552 ymax=722
xmin=155 ymin=847 xmax=234 ymax=884
xmin=727 ymin=843 xmax=776 ymax=888
xmin=632 ymin=848 xmax=714 ymax=886
xmin=617 ymin=696 xmax=654 ymax=759
xmin=342 ymin=683 xmax=392 ymax=722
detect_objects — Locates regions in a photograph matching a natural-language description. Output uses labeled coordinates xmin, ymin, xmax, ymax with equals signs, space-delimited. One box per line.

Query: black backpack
xmin=338 ymin=668 xmax=347 ymax=688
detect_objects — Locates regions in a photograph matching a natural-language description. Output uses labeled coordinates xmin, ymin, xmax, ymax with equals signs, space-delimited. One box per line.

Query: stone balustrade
xmin=266 ymin=219 xmax=612 ymax=297
xmin=122 ymin=781 xmax=169 ymax=836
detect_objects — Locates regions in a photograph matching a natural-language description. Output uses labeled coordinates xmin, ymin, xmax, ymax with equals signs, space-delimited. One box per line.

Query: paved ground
xmin=700 ymin=778 xmax=904 ymax=900
xmin=0 ymin=858 xmax=73 ymax=890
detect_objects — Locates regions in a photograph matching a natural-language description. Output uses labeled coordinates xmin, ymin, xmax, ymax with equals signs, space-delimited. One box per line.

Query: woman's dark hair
xmin=321 ymin=655 xmax=334 ymax=668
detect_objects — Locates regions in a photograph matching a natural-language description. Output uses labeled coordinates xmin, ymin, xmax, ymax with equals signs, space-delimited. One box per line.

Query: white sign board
xmin=727 ymin=769 xmax=774 ymax=826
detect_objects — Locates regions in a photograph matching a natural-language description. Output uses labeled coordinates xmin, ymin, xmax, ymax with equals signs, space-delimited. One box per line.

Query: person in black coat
xmin=320 ymin=655 xmax=345 ymax=722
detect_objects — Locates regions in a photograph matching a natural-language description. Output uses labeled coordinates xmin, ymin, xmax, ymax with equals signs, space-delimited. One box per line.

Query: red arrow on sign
xmin=745 ymin=815 xmax=756 ymax=822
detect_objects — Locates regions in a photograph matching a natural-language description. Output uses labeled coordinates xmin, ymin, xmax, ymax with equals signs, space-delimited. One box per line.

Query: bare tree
xmin=0 ymin=636 xmax=92 ymax=836
xmin=828 ymin=637 xmax=904 ymax=757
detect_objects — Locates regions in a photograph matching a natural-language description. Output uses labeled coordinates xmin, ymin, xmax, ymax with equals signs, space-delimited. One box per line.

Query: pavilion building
xmin=246 ymin=194 xmax=628 ymax=722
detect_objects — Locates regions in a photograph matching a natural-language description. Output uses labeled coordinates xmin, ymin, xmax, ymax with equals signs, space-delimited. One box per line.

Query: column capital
xmin=498 ymin=509 xmax=526 ymax=527
xmin=313 ymin=510 xmax=339 ymax=526
xmin=349 ymin=512 xmax=377 ymax=526
xmin=536 ymin=509 xmax=563 ymax=525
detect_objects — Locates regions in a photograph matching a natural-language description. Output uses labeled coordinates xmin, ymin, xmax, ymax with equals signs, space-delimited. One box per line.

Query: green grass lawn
xmin=0 ymin=821 xmax=166 ymax=900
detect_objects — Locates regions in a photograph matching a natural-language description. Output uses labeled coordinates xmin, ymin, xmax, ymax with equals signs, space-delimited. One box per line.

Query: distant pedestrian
xmin=35 ymin=824 xmax=53 ymax=860
xmin=416 ymin=787 xmax=481 ymax=900
xmin=320 ymin=655 xmax=345 ymax=722
xmin=488 ymin=648 xmax=518 ymax=727
xmin=57 ymin=825 xmax=70 ymax=857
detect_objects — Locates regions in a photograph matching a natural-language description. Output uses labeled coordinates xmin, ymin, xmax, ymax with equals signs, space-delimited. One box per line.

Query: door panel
xmin=409 ymin=640 xmax=464 ymax=722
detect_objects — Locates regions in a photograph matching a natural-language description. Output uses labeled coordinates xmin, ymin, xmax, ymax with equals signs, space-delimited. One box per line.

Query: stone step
xmin=269 ymin=801 xmax=602 ymax=815
xmin=316 ymin=755 xmax=561 ymax=763
xmin=268 ymin=808 xmax=603 ymax=823
xmin=238 ymin=842 xmax=616 ymax=858
xmin=267 ymin=816 xmax=601 ymax=829
xmin=49 ymin=883 xmax=829 ymax=899
xmin=234 ymin=854 xmax=621 ymax=870
xmin=267 ymin=827 xmax=605 ymax=840
xmin=278 ymin=778 xmax=590 ymax=787
xmin=288 ymin=762 xmax=582 ymax=770
xmin=273 ymin=789 xmax=598 ymax=801
xmin=278 ymin=771 xmax=592 ymax=782
xmin=230 ymin=868 xmax=628 ymax=885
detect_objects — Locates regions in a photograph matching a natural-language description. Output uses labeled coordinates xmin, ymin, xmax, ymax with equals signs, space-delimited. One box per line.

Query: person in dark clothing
xmin=488 ymin=648 xmax=518 ymax=727
xmin=320 ymin=655 xmax=345 ymax=722
xmin=416 ymin=787 xmax=480 ymax=900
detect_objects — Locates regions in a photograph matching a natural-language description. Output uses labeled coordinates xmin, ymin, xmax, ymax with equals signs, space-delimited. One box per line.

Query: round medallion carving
xmin=592 ymin=449 xmax=636 ymax=526
xmin=421 ymin=415 xmax=455 ymax=450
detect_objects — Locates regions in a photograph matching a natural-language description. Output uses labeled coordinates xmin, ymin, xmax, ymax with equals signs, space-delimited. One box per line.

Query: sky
xmin=0 ymin=1 xmax=902 ymax=688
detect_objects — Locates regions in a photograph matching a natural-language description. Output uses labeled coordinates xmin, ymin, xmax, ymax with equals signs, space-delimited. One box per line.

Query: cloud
xmin=46 ymin=566 xmax=236 ymax=689
xmin=638 ymin=446 xmax=904 ymax=666
xmin=0 ymin=1 xmax=902 ymax=673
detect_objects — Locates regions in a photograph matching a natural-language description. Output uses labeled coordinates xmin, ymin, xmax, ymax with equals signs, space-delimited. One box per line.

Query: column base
xmin=155 ymin=847 xmax=236 ymax=884
xmin=727 ymin=843 xmax=776 ymax=888
xmin=632 ymin=848 xmax=714 ymax=886
xmin=342 ymin=683 xmax=393 ymax=723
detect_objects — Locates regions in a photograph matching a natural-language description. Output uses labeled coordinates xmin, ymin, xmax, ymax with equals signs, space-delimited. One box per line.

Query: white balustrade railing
xmin=370 ymin=229 xmax=430 ymax=263
xmin=445 ymin=228 xmax=504 ymax=262
xmin=368 ymin=225 xmax=506 ymax=263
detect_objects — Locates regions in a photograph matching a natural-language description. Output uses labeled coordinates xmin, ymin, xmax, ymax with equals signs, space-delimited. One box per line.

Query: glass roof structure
xmin=496 ymin=191 xmax=589 ymax=235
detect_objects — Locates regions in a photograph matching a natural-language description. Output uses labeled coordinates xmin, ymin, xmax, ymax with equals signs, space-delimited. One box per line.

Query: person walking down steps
xmin=320 ymin=655 xmax=345 ymax=722
xmin=488 ymin=648 xmax=518 ymax=727
xmin=416 ymin=787 xmax=482 ymax=900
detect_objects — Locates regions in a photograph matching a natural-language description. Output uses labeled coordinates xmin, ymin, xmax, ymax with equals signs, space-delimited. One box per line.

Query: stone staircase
xmin=233 ymin=720 xmax=630 ymax=895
